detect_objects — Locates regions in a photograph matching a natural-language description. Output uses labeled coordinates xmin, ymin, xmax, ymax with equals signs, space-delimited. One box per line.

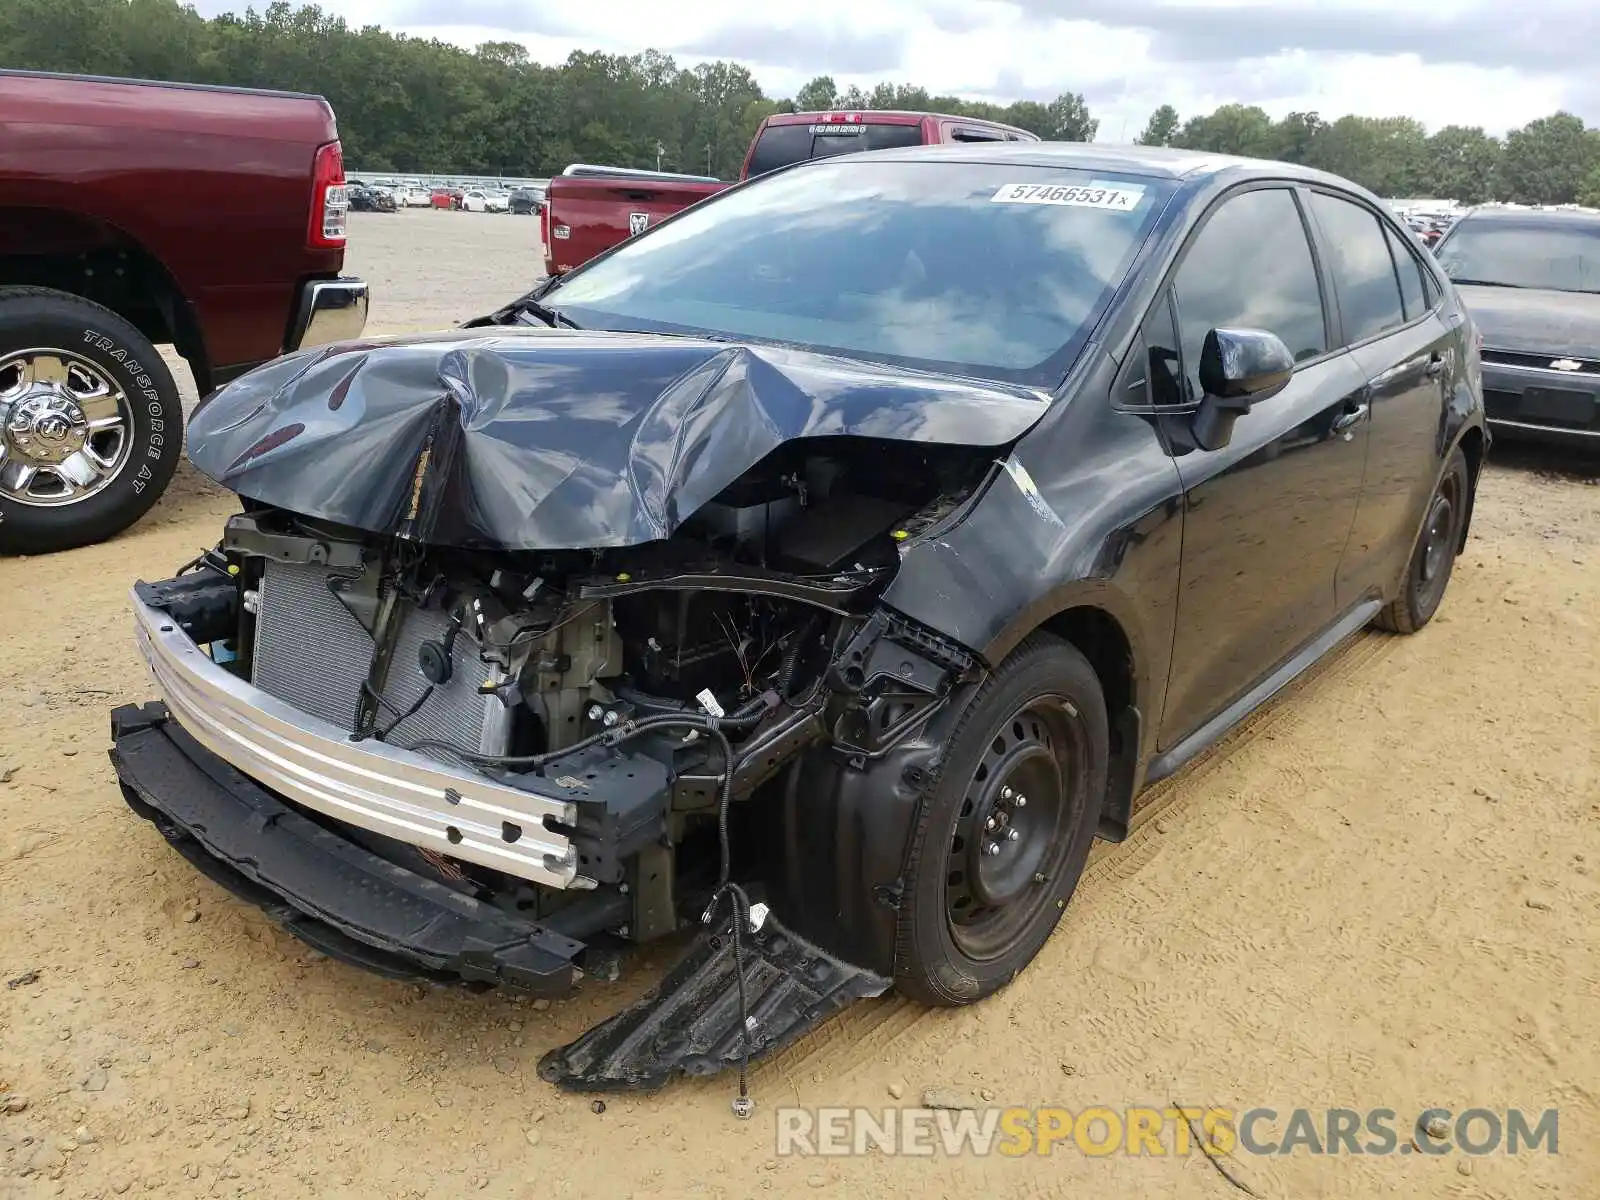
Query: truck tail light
xmin=308 ymin=140 xmax=349 ymax=249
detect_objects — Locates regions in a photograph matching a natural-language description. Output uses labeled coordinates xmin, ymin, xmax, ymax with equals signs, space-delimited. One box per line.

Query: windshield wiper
xmin=1450 ymin=278 xmax=1525 ymax=288
xmin=516 ymin=298 xmax=581 ymax=329
xmin=606 ymin=325 xmax=745 ymax=344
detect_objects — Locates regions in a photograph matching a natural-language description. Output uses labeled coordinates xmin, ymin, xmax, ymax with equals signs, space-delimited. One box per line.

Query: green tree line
xmin=0 ymin=0 xmax=1096 ymax=177
xmin=3 ymin=0 xmax=1598 ymax=203
xmin=1139 ymin=103 xmax=1600 ymax=208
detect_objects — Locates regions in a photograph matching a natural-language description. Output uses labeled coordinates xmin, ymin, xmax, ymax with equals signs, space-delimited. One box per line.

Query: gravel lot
xmin=2 ymin=210 xmax=1597 ymax=1199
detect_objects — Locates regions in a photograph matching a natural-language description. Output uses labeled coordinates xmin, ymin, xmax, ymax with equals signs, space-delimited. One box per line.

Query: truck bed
xmin=0 ymin=69 xmax=338 ymax=144
xmin=0 ymin=69 xmax=346 ymax=374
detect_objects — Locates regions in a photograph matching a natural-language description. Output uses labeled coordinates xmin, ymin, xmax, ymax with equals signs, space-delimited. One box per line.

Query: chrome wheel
xmin=0 ymin=349 xmax=133 ymax=507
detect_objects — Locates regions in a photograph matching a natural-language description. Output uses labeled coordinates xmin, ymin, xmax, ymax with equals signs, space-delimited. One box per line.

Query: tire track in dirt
xmin=754 ymin=628 xmax=1406 ymax=1089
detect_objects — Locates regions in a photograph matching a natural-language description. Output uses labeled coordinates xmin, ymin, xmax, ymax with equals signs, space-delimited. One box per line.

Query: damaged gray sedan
xmin=109 ymin=144 xmax=1486 ymax=1095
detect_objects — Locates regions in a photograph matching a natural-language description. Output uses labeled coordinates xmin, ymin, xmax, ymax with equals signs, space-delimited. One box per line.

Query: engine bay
xmin=143 ymin=437 xmax=991 ymax=945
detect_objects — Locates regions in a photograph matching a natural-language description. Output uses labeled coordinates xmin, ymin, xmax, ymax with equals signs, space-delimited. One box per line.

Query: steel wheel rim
xmin=1417 ymin=472 xmax=1461 ymax=604
xmin=945 ymin=696 xmax=1086 ymax=961
xmin=0 ymin=348 xmax=134 ymax=507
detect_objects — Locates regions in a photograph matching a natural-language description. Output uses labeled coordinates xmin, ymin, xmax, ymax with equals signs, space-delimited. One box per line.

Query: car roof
xmin=1455 ymin=204 xmax=1600 ymax=227
xmin=859 ymin=140 xmax=1364 ymax=187
xmin=768 ymin=109 xmax=1028 ymax=132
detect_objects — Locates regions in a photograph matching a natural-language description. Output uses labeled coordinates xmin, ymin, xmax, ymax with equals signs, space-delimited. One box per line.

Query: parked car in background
xmin=1435 ymin=205 xmax=1600 ymax=444
xmin=393 ymin=182 xmax=429 ymax=207
xmin=0 ymin=68 xmax=367 ymax=553
xmin=430 ymin=187 xmax=464 ymax=210
xmin=541 ymin=109 xmax=1040 ymax=275
xmin=349 ymin=184 xmax=396 ymax=212
xmin=462 ymin=189 xmax=510 ymax=213
xmin=113 ymin=144 xmax=1484 ymax=1094
xmin=509 ymin=186 xmax=545 ymax=215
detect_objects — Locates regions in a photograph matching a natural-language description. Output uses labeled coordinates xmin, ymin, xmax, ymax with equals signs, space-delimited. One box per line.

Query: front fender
xmin=881 ymin=378 xmax=1185 ymax=760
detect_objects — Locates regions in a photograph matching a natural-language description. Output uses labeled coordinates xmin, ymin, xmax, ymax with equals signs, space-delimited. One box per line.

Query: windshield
xmin=545 ymin=159 xmax=1171 ymax=386
xmin=1438 ymin=218 xmax=1600 ymax=292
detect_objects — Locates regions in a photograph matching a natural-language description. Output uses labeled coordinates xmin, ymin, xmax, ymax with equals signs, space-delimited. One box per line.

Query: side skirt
xmin=1143 ymin=596 xmax=1383 ymax=786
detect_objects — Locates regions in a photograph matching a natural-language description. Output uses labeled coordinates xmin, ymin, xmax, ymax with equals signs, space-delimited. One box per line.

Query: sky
xmin=192 ymin=0 xmax=1599 ymax=138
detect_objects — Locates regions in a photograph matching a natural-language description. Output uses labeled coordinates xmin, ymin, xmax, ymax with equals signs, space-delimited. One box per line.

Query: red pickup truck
xmin=542 ymin=109 xmax=1039 ymax=276
xmin=0 ymin=70 xmax=368 ymax=554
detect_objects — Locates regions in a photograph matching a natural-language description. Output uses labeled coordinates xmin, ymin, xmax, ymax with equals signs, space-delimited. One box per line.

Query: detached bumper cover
xmin=110 ymin=702 xmax=586 ymax=994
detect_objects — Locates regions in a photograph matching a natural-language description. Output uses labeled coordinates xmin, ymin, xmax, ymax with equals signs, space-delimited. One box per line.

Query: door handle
xmin=1424 ymin=355 xmax=1445 ymax=378
xmin=1332 ymin=403 xmax=1369 ymax=433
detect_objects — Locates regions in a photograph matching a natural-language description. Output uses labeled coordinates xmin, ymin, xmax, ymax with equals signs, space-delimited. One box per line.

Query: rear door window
xmin=950 ymin=127 xmax=1007 ymax=143
xmin=1309 ymin=192 xmax=1407 ymax=343
xmin=1384 ymin=225 xmax=1430 ymax=321
xmin=746 ymin=122 xmax=926 ymax=177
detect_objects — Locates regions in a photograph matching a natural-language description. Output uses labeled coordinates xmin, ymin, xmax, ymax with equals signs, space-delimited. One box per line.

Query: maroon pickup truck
xmin=0 ymin=70 xmax=368 ymax=554
xmin=543 ymin=109 xmax=1039 ymax=276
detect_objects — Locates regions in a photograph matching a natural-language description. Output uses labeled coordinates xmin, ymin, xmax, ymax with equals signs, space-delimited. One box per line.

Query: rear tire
xmin=0 ymin=287 xmax=182 ymax=554
xmin=893 ymin=634 xmax=1108 ymax=1007
xmin=1375 ymin=447 xmax=1469 ymax=634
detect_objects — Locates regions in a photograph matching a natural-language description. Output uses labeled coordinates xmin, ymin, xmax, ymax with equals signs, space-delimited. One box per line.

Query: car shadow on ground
xmin=1487 ymin=436 xmax=1600 ymax=484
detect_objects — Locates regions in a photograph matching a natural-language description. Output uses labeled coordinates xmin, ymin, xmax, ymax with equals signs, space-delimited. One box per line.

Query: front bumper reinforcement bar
xmin=128 ymin=586 xmax=579 ymax=889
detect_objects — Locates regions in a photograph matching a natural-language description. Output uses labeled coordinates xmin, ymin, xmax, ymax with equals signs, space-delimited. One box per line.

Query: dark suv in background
xmin=508 ymin=186 xmax=545 ymax=215
xmin=1434 ymin=205 xmax=1600 ymax=445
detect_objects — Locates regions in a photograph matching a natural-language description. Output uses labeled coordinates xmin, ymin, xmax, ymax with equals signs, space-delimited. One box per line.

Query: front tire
xmin=0 ymin=287 xmax=182 ymax=554
xmin=894 ymin=634 xmax=1108 ymax=1006
xmin=1375 ymin=447 xmax=1469 ymax=634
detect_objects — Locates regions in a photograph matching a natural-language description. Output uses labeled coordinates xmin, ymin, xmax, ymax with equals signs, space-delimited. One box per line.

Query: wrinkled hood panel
xmin=186 ymin=328 xmax=1051 ymax=550
xmin=1456 ymin=284 xmax=1600 ymax=357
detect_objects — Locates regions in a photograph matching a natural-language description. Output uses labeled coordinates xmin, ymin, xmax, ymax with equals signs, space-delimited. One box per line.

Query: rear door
xmin=1156 ymin=184 xmax=1373 ymax=749
xmin=1304 ymin=190 xmax=1456 ymax=606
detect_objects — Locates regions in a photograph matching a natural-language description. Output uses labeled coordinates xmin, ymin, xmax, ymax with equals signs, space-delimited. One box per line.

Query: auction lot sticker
xmin=991 ymin=181 xmax=1145 ymax=211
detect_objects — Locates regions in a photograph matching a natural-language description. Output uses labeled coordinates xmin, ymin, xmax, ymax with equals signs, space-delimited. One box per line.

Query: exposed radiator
xmin=252 ymin=560 xmax=505 ymax=754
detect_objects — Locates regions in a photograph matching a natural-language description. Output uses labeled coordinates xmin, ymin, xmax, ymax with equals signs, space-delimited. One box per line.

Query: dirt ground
xmin=2 ymin=210 xmax=1597 ymax=1199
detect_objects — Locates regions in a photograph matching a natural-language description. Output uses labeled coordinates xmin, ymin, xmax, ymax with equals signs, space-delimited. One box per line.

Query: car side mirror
xmin=1192 ymin=327 xmax=1295 ymax=451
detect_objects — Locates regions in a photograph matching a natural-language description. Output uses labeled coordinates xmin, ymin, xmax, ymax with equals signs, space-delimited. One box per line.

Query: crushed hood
xmin=1456 ymin=284 xmax=1600 ymax=358
xmin=186 ymin=328 xmax=1051 ymax=550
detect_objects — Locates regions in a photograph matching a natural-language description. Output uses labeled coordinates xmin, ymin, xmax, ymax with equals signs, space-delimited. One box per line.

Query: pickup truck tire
xmin=892 ymin=634 xmax=1108 ymax=1007
xmin=0 ymin=287 xmax=182 ymax=554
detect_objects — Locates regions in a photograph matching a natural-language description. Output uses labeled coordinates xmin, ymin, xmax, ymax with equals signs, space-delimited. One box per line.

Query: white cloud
xmin=190 ymin=0 xmax=1599 ymax=136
